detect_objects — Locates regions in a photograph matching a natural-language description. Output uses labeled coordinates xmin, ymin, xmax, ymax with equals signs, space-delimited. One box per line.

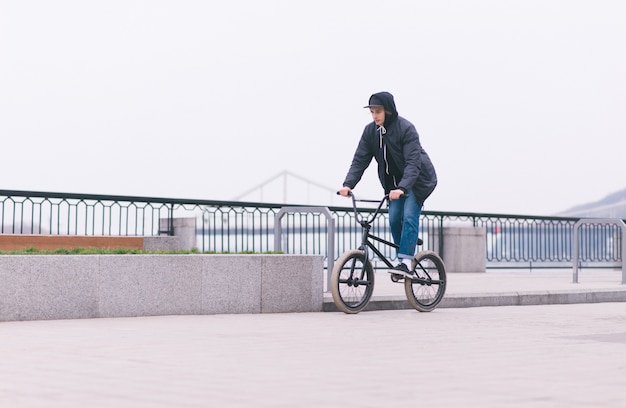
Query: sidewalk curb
xmin=322 ymin=289 xmax=626 ymax=312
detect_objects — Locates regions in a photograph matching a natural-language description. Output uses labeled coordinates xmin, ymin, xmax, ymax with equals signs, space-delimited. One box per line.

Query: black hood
xmin=364 ymin=91 xmax=399 ymax=126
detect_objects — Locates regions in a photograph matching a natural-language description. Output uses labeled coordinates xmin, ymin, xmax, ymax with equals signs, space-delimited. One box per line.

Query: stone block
xmin=159 ymin=217 xmax=197 ymax=250
xmin=260 ymin=255 xmax=324 ymax=313
xmin=0 ymin=256 xmax=98 ymax=321
xmin=441 ymin=227 xmax=486 ymax=273
xmin=586 ymin=290 xmax=626 ymax=303
xmin=0 ymin=254 xmax=324 ymax=321
xmin=201 ymin=255 xmax=263 ymax=314
xmin=97 ymin=255 xmax=203 ymax=318
xmin=142 ymin=236 xmax=181 ymax=251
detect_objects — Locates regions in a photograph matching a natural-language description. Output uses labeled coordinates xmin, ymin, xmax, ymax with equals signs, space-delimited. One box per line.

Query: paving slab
xmin=2 ymin=303 xmax=626 ymax=407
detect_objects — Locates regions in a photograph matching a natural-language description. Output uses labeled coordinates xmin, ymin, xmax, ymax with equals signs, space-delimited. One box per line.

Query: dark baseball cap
xmin=363 ymin=94 xmax=385 ymax=108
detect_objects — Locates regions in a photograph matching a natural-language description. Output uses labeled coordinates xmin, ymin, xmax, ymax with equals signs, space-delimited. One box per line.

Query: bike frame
xmin=332 ymin=192 xmax=446 ymax=314
xmin=348 ymin=193 xmax=398 ymax=270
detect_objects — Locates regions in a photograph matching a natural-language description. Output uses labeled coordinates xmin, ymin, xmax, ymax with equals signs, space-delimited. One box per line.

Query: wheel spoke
xmin=405 ymin=251 xmax=446 ymax=312
xmin=330 ymin=250 xmax=374 ymax=314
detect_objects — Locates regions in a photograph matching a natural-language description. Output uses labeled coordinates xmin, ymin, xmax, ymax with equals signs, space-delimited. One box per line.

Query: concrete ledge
xmin=0 ymin=254 xmax=323 ymax=321
xmin=142 ymin=236 xmax=181 ymax=251
xmin=322 ymin=289 xmax=626 ymax=312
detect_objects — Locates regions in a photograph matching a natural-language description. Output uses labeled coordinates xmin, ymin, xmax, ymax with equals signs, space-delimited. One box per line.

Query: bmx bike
xmin=331 ymin=192 xmax=446 ymax=314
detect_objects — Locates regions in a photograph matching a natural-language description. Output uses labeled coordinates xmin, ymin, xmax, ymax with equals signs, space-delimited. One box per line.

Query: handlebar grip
xmin=386 ymin=193 xmax=409 ymax=200
xmin=336 ymin=191 xmax=353 ymax=196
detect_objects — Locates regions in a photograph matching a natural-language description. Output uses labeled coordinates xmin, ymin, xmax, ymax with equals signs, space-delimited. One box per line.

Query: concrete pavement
xmin=2 ymin=269 xmax=626 ymax=407
xmin=2 ymin=302 xmax=626 ymax=407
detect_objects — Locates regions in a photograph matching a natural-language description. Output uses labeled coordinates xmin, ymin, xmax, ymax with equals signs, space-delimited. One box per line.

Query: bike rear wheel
xmin=331 ymin=250 xmax=374 ymax=314
xmin=405 ymin=250 xmax=446 ymax=312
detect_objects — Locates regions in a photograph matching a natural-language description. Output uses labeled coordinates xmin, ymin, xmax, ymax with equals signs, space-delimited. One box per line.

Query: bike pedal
xmin=390 ymin=273 xmax=404 ymax=282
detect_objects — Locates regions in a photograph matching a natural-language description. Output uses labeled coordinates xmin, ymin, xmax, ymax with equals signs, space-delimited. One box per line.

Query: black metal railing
xmin=1 ymin=189 xmax=623 ymax=270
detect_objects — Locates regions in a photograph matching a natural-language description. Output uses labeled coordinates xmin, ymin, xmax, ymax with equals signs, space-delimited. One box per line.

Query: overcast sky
xmin=1 ymin=0 xmax=624 ymax=215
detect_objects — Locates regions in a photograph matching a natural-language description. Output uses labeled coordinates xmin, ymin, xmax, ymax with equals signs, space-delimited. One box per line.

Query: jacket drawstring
xmin=378 ymin=125 xmax=387 ymax=173
xmin=378 ymin=125 xmax=398 ymax=188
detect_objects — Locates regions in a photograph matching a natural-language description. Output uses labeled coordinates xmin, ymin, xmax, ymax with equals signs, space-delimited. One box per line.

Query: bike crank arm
xmin=338 ymin=278 xmax=373 ymax=287
xmin=409 ymin=277 xmax=444 ymax=286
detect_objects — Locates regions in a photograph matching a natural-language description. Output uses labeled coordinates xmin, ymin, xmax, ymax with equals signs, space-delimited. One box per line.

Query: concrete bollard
xmin=159 ymin=217 xmax=197 ymax=251
xmin=441 ymin=227 xmax=487 ymax=273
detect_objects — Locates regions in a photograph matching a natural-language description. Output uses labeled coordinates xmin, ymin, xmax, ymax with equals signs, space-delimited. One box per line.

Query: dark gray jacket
xmin=343 ymin=93 xmax=437 ymax=204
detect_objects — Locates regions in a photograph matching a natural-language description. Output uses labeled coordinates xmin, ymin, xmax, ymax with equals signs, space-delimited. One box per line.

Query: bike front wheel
xmin=330 ymin=250 xmax=374 ymax=314
xmin=405 ymin=250 xmax=446 ymax=312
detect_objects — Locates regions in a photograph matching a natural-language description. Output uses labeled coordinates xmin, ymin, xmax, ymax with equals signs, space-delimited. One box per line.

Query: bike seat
xmin=417 ymin=238 xmax=423 ymax=246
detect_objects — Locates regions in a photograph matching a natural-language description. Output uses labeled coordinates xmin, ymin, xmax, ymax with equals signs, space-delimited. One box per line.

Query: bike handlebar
xmin=336 ymin=191 xmax=408 ymax=200
xmin=336 ymin=191 xmax=409 ymax=226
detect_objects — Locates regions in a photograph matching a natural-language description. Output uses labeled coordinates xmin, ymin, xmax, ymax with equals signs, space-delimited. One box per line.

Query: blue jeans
xmin=388 ymin=191 xmax=423 ymax=261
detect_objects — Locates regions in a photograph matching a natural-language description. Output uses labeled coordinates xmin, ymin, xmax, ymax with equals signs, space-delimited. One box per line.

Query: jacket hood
xmin=364 ymin=91 xmax=399 ymax=126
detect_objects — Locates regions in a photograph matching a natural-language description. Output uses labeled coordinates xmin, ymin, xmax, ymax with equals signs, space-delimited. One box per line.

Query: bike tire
xmin=405 ymin=250 xmax=446 ymax=312
xmin=330 ymin=250 xmax=374 ymax=314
